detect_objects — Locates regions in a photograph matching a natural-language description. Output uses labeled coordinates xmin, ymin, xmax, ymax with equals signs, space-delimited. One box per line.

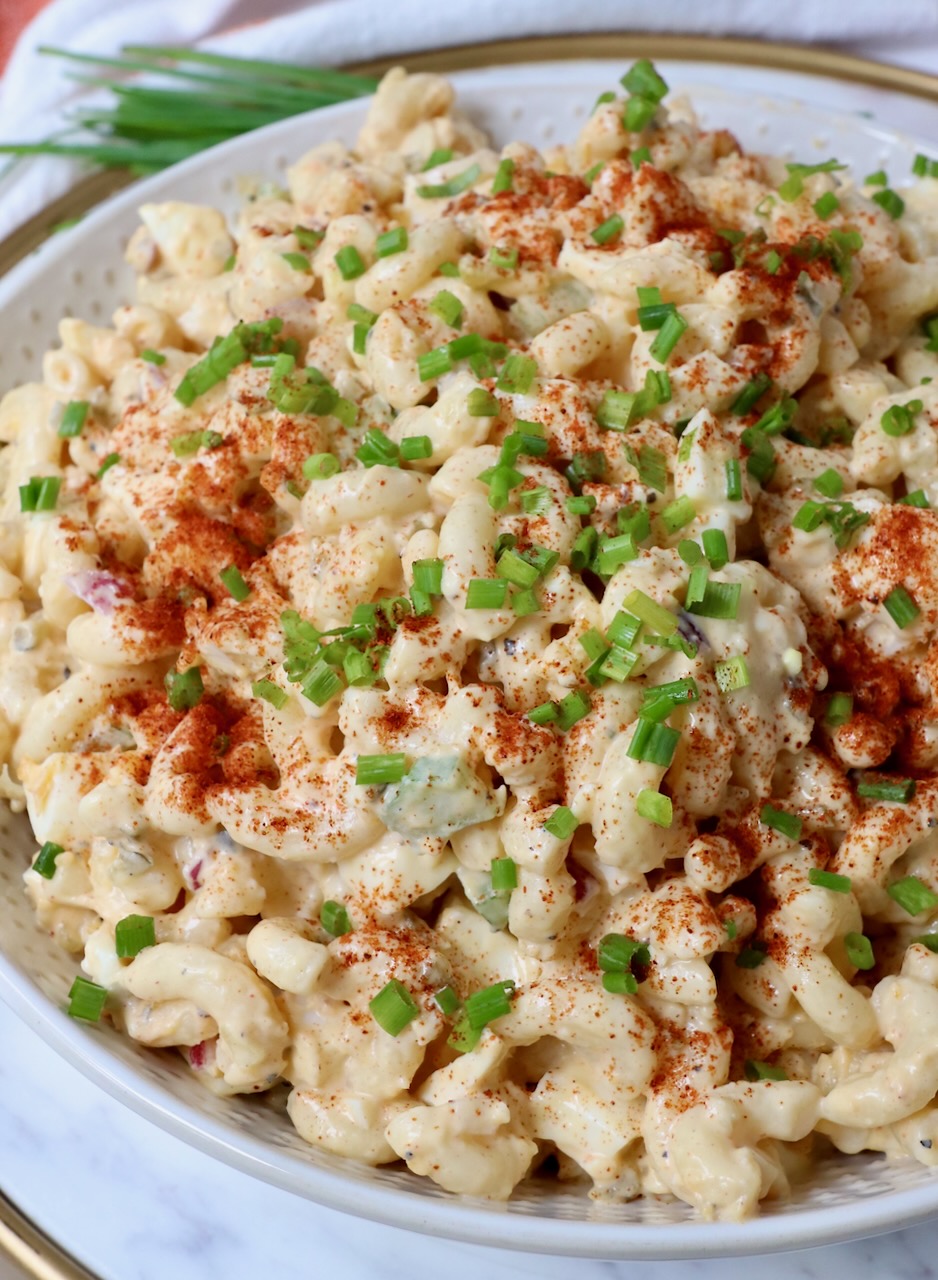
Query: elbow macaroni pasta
xmin=8 ymin=60 xmax=938 ymax=1222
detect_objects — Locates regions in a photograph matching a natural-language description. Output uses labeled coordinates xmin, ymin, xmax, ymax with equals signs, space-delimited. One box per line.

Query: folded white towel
xmin=0 ymin=0 xmax=937 ymax=238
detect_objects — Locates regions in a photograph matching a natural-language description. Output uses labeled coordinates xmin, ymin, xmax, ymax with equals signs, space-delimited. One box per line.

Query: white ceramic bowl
xmin=3 ymin=59 xmax=938 ymax=1259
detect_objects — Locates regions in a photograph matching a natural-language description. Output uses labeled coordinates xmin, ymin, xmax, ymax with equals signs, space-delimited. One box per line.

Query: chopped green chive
xmin=725 ymin=458 xmax=743 ymax=501
xmin=760 ymin=804 xmax=802 ymax=842
xmin=32 ymin=841 xmax=64 ymax=879
xmin=520 ymin=485 xmax=552 ymax=515
xmin=496 ymin=353 xmax=537 ymax=394
xmin=429 ymin=289 xmax=464 ymax=329
xmin=872 ymin=189 xmax=904 ymax=219
xmin=685 ymin=564 xmax=708 ymax=608
xmin=412 ymin=559 xmax=444 ymax=596
xmin=844 ymin=932 xmax=875 ymax=970
xmin=370 ymin=978 xmax=419 ymax=1036
xmin=527 ymin=701 xmax=559 ymax=725
xmin=624 ymin=589 xmax=676 ymax=635
xmin=814 ymin=468 xmax=844 ymax=498
xmin=219 ymin=564 xmax=250 ymax=602
xmin=659 ymin=496 xmax=695 ymax=534
xmin=899 ymin=489 xmax=930 ymax=508
xmin=702 ymin=528 xmax=729 ymax=570
xmin=417 ymin=345 xmax=453 ymax=382
xmin=115 ymin=914 xmax=156 ymax=958
xmin=300 ymin=659 xmax=343 ymax=707
xmin=19 ymin=476 xmax=61 ymax=513
xmin=598 ymin=933 xmax=650 ymax=974
xmin=625 ymin=442 xmax=667 ymax=493
xmin=464 ymin=979 xmax=515 ymax=1030
xmin=96 ymin=452 xmax=120 ymax=479
xmin=592 ymin=213 xmax=624 ymax=245
xmin=434 ymin=985 xmax=461 ymax=1016
xmin=321 ymin=900 xmax=352 ymax=937
xmin=881 ymin=400 xmax=922 ymax=437
xmin=813 ymin=192 xmax=839 ymax=219
xmin=731 ymin=373 xmax=772 ymax=415
xmin=165 ymin=666 xmax=203 ymax=712
xmin=884 ymin=585 xmax=920 ymax=629
xmin=648 ymin=309 xmax=688 ymax=363
xmin=468 ymin=388 xmax=500 ymax=417
xmin=765 ymin=250 xmax=783 ymax=274
xmin=376 ymin=226 xmax=408 ymax=257
xmin=736 ymin=944 xmax=768 ymax=969
xmin=252 ymin=678 xmax=288 ymax=709
xmin=282 ymin=251 xmax=311 ymax=273
xmin=491 ymin=857 xmax=518 ymax=892
xmin=556 ymin=688 xmax=591 ymax=730
xmin=631 ymin=146 xmax=652 ymax=167
xmin=489 ymin=245 xmax=519 ymax=271
xmin=58 ymin=399 xmax=89 ymax=437
xmin=422 ymin=148 xmax=454 ymax=170
xmin=303 ymin=452 xmax=340 ymax=481
xmin=602 ymin=971 xmax=638 ymax=995
xmin=627 ymin=718 xmax=680 ymax=767
xmin=825 ymin=692 xmax=853 ymax=726
xmin=466 ymin=578 xmax=508 ymax=610
xmin=888 ymin=876 xmax=938 ymax=916
xmin=678 ymin=539 xmax=702 ymax=566
xmin=566 ymin=494 xmax=596 ymax=515
xmin=492 ymin=157 xmax=515 ymax=193
xmin=356 ymin=754 xmax=408 ymax=786
xmin=865 ymin=170 xmax=888 ymax=186
xmin=808 ymin=868 xmax=851 ymax=893
xmin=293 ymin=225 xmax=324 ymax=251
xmin=621 ymin=58 xmax=668 ymax=102
xmin=636 ymin=788 xmax=673 ymax=826
xmin=334 ymin=245 xmax=366 ymax=280
xmin=686 ymin=580 xmax=741 ymax=620
xmin=400 ymin=435 xmax=433 ymax=462
xmin=856 ymin=776 xmax=916 ymax=803
xmin=416 ymin=163 xmax=480 ymax=199
xmin=914 ymin=935 xmax=938 ymax=953
xmin=624 ymin=94 xmax=658 ymax=132
xmin=715 ymin=655 xmax=750 ymax=693
xmin=67 ymin=976 xmax=107 ymax=1022
xmin=778 ymin=159 xmax=846 ymax=202
xmin=170 ymin=428 xmax=224 ymax=457
xmin=744 ymin=1060 xmax=787 ymax=1081
xmin=543 ymin=806 xmax=578 ymax=840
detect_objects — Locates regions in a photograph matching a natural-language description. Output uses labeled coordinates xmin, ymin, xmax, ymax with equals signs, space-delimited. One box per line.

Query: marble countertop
xmin=0 ymin=998 xmax=937 ymax=1280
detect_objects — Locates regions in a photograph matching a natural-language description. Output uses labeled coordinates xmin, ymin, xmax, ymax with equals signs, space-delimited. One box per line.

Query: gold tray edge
xmin=0 ymin=1192 xmax=97 ymax=1280
xmin=2 ymin=28 xmax=938 ymax=1279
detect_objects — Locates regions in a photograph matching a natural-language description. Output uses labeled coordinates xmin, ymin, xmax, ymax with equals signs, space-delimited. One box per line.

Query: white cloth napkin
xmin=1 ymin=0 xmax=938 ymax=238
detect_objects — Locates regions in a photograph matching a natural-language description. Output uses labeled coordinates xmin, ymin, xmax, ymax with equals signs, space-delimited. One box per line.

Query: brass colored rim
xmin=0 ymin=1193 xmax=97 ymax=1280
xmin=2 ymin=31 xmax=938 ymax=1278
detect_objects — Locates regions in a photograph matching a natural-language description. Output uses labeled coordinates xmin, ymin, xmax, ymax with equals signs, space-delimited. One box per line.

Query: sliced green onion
xmin=745 ymin=1060 xmax=787 ymax=1082
xmin=621 ymin=58 xmax=669 ymax=102
xmin=624 ymin=95 xmax=658 ymax=132
xmin=412 ymin=559 xmax=444 ymax=596
xmin=67 ymin=976 xmax=107 ymax=1022
xmin=872 ymin=189 xmax=905 ymax=219
xmin=417 ymin=163 xmax=481 ymax=199
xmin=814 ymin=468 xmax=844 ymax=498
xmin=556 ymin=688 xmax=591 ymax=730
xmin=496 ymin=353 xmax=537 ymax=394
xmin=888 ymin=876 xmax=938 ymax=916
xmin=219 ymin=564 xmax=250 ymax=602
xmin=592 ymin=213 xmax=624 ymax=245
xmin=303 ymin=452 xmax=341 ymax=481
xmin=625 ymin=443 xmax=667 ymax=493
xmin=825 ymin=692 xmax=854 ymax=726
xmin=468 ymin=388 xmax=500 ymax=417
xmin=566 ymin=494 xmax=596 ymax=516
xmin=299 ymin=659 xmax=343 ymax=707
xmin=598 ymin=933 xmax=650 ymax=973
xmin=400 ymin=435 xmax=433 ymax=462
xmin=429 ymin=289 xmax=463 ymax=329
xmin=520 ymin=485 xmax=552 ymax=515
xmin=731 ymin=373 xmax=772 ymax=415
xmin=356 ymin=427 xmax=400 ymax=468
xmin=170 ymin=428 xmax=224 ymax=457
xmin=491 ymin=157 xmax=515 ymax=193
xmin=865 ymin=169 xmax=888 ymax=186
xmin=627 ymin=718 xmax=680 ymax=766
xmin=165 ymin=666 xmax=203 ymax=712
xmin=464 ymin=979 xmax=515 ymax=1030
xmin=881 ymin=401 xmax=922 ymax=437
xmin=778 ymin=158 xmax=846 ymax=202
xmin=624 ymin=589 xmax=676 ymax=635
xmin=736 ymin=944 xmax=768 ymax=969
xmin=884 ymin=586 xmax=920 ymax=629
xmin=527 ymin=701 xmax=559 ymax=725
xmin=422 ymin=148 xmax=454 ymax=170
xmin=252 ymin=678 xmax=288 ymax=709
xmin=96 ymin=452 xmax=120 ymax=479
xmin=356 ymin=753 xmax=408 ymax=785
xmin=678 ymin=539 xmax=702 ymax=566
xmin=631 ymin=146 xmax=652 ymax=167
xmin=115 ymin=914 xmax=156 ymax=958
xmin=685 ymin=564 xmax=708 ymax=608
xmin=715 ymin=655 xmax=750 ymax=693
xmin=607 ymin=610 xmax=642 ymax=650
xmin=687 ymin=580 xmax=741 ymax=620
xmin=282 ymin=251 xmax=311 ymax=273
xmin=294 ymin=225 xmax=324 ymax=251
xmin=321 ymin=900 xmax=352 ymax=937
xmin=844 ymin=932 xmax=875 ymax=970
xmin=417 ymin=345 xmax=453 ymax=382
xmin=58 ymin=399 xmax=88 ymax=438
xmin=761 ymin=804 xmax=803 ymax=841
xmin=466 ymin=578 xmax=508 ymax=610
xmin=636 ymin=788 xmax=673 ymax=826
xmin=602 ymin=971 xmax=638 ymax=995
xmin=813 ymin=191 xmax=839 ymax=219
xmin=434 ymin=985 xmax=461 ymax=1016
xmin=376 ymin=226 xmax=408 ymax=257
xmin=334 ymin=245 xmax=366 ymax=280
xmin=808 ymin=868 xmax=851 ymax=893
xmin=649 ymin=310 xmax=688 ymax=363
xmin=899 ymin=489 xmax=930 ymax=508
xmin=32 ymin=841 xmax=64 ymax=879
xmin=491 ymin=857 xmax=518 ymax=892
xmin=595 ymin=532 xmax=639 ymax=575
xmin=543 ymin=806 xmax=578 ymax=840
xmin=19 ymin=476 xmax=62 ymax=513
xmin=765 ymin=250 xmax=783 ymax=274
xmin=702 ymin=528 xmax=729 ymax=570
xmin=489 ymin=245 xmax=519 ymax=271
xmin=370 ymin=978 xmax=419 ymax=1036
xmin=856 ymin=776 xmax=916 ymax=803
xmin=914 ymin=935 xmax=938 ymax=953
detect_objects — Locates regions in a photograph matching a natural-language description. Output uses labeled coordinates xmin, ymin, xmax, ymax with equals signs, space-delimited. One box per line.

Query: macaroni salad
xmin=6 ymin=59 xmax=938 ymax=1220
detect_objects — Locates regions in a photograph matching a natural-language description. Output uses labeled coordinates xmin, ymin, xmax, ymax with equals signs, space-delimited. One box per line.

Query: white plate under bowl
xmin=2 ymin=58 xmax=938 ymax=1261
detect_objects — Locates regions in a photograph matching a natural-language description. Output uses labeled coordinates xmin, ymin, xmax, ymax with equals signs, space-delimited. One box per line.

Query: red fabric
xmin=0 ymin=0 xmax=47 ymax=68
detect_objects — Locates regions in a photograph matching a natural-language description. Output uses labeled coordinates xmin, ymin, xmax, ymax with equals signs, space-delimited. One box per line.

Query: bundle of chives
xmin=0 ymin=46 xmax=379 ymax=174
